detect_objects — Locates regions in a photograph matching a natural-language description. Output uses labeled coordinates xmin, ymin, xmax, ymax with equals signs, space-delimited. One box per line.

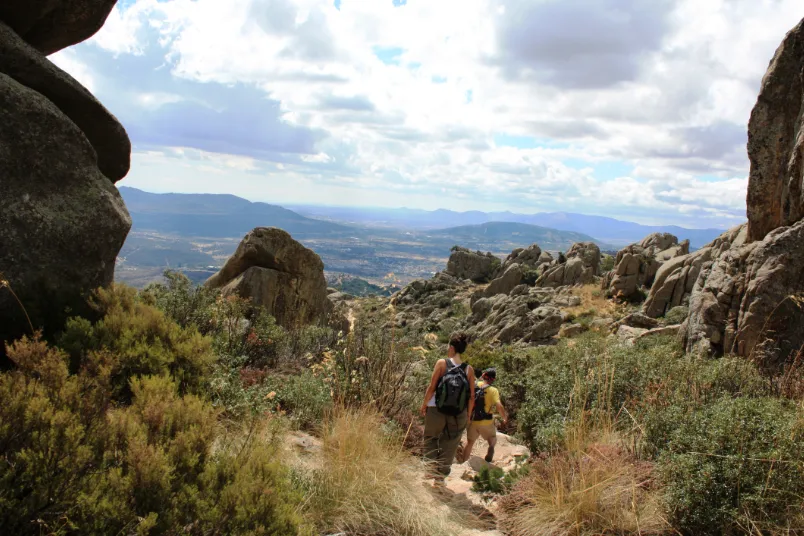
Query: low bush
xmin=58 ymin=284 xmax=214 ymax=402
xmin=141 ymin=269 xmax=218 ymax=333
xmin=660 ymin=397 xmax=804 ymax=535
xmin=662 ymin=305 xmax=689 ymax=326
xmin=0 ymin=335 xmax=304 ymax=535
xmin=265 ymin=371 xmax=333 ymax=430
xmin=473 ymin=456 xmax=530 ymax=495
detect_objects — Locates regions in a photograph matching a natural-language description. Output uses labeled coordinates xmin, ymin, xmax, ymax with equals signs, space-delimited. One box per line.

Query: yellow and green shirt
xmin=473 ymin=380 xmax=500 ymax=425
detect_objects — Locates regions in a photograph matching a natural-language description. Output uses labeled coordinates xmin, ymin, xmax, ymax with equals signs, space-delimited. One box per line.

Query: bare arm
xmin=420 ymin=359 xmax=446 ymax=415
xmin=496 ymin=401 xmax=508 ymax=425
xmin=467 ymin=366 xmax=476 ymax=419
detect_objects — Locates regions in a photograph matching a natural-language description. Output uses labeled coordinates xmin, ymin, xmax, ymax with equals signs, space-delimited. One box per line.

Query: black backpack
xmin=435 ymin=360 xmax=470 ymax=416
xmin=472 ymin=383 xmax=494 ymax=421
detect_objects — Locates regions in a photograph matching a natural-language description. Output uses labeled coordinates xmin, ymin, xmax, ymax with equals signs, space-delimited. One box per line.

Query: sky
xmin=51 ymin=0 xmax=804 ymax=228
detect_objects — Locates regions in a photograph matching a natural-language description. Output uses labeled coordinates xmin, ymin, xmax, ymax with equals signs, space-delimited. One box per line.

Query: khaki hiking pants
xmin=423 ymin=408 xmax=468 ymax=477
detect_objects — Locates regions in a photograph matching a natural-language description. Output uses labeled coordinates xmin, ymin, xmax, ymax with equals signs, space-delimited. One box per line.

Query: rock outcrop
xmin=536 ymin=242 xmax=600 ymax=288
xmin=746 ymin=18 xmax=804 ymax=242
xmin=0 ymin=0 xmax=119 ymax=55
xmin=0 ymin=20 xmax=130 ymax=181
xmin=643 ymin=226 xmax=746 ymax=318
xmin=604 ymin=233 xmax=689 ymax=301
xmin=205 ymin=227 xmax=333 ymax=328
xmin=683 ymin=220 xmax=804 ymax=366
xmin=445 ymin=247 xmax=500 ymax=282
xmin=501 ymin=244 xmax=550 ymax=273
xmin=0 ymin=1 xmax=131 ymax=353
xmin=391 ymin=272 xmax=470 ymax=334
xmin=678 ymin=17 xmax=804 ymax=369
xmin=469 ymin=288 xmax=563 ymax=344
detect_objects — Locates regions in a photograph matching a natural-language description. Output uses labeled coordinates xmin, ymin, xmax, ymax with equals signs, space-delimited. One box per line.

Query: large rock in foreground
xmin=445 ymin=247 xmax=500 ymax=282
xmin=0 ymin=20 xmax=130 ymax=181
xmin=536 ymin=242 xmax=600 ymax=288
xmin=0 ymin=72 xmax=131 ymax=348
xmin=0 ymin=0 xmax=119 ymax=55
xmin=746 ymin=18 xmax=804 ymax=242
xmin=206 ymin=228 xmax=333 ymax=328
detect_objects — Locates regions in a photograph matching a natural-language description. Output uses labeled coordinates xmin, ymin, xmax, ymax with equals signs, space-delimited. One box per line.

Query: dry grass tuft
xmin=293 ymin=407 xmax=462 ymax=536
xmin=565 ymin=284 xmax=629 ymax=322
xmin=499 ymin=442 xmax=670 ymax=536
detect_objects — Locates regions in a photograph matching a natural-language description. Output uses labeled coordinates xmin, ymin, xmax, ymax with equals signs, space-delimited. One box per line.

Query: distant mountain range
xmin=120 ymin=187 xmax=350 ymax=238
xmin=428 ymin=222 xmax=606 ymax=252
xmin=287 ymin=204 xmax=727 ymax=249
xmin=116 ymin=187 xmax=729 ymax=287
xmin=116 ymin=187 xmax=625 ymax=287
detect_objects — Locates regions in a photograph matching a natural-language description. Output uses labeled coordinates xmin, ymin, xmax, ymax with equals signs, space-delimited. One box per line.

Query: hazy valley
xmin=116 ymin=187 xmax=723 ymax=290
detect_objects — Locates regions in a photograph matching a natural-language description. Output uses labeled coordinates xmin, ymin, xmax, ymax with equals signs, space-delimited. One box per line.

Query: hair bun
xmin=448 ymin=331 xmax=470 ymax=354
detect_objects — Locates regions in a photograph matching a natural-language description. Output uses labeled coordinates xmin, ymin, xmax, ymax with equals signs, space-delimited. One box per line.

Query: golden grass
xmin=565 ymin=283 xmax=629 ymax=322
xmin=293 ymin=407 xmax=463 ymax=536
xmin=499 ymin=350 xmax=671 ymax=536
xmin=499 ymin=442 xmax=670 ymax=536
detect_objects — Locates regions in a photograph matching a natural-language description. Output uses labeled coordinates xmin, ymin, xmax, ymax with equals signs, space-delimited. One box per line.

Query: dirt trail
xmin=286 ymin=429 xmax=528 ymax=535
xmin=424 ymin=432 xmax=529 ymax=535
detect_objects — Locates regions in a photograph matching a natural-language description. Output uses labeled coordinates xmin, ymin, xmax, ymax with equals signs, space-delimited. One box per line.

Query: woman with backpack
xmin=419 ymin=332 xmax=475 ymax=484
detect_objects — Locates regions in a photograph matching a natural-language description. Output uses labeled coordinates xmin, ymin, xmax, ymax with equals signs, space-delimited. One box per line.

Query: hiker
xmin=460 ymin=367 xmax=508 ymax=464
xmin=420 ymin=332 xmax=475 ymax=482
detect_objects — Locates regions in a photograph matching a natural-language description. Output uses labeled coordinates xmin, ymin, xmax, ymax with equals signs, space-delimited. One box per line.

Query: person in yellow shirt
xmin=460 ymin=368 xmax=508 ymax=463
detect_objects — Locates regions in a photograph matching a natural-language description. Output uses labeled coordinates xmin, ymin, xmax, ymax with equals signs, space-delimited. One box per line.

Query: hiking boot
xmin=484 ymin=446 xmax=495 ymax=463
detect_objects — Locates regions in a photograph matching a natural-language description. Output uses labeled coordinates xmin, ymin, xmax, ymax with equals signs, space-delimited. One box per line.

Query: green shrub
xmin=265 ymin=371 xmax=333 ymax=430
xmin=663 ymin=305 xmax=689 ymax=325
xmin=463 ymin=342 xmax=505 ymax=373
xmin=58 ymin=285 xmax=214 ymax=402
xmin=660 ymin=397 xmax=803 ymax=534
xmin=510 ymin=332 xmax=772 ymax=454
xmin=522 ymin=268 xmax=541 ymax=286
xmin=600 ymin=254 xmax=616 ymax=273
xmin=141 ymin=270 xmax=218 ymax=333
xmin=0 ymin=335 xmax=304 ymax=535
xmin=472 ymin=456 xmax=530 ymax=494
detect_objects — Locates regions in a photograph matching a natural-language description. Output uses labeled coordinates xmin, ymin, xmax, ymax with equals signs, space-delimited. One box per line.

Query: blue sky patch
xmin=563 ymin=158 xmax=634 ymax=181
xmin=465 ymin=89 xmax=473 ymax=103
xmin=334 ymin=0 xmax=341 ymax=10
xmin=493 ymin=133 xmax=539 ymax=149
xmin=432 ymin=75 xmax=447 ymax=84
xmin=392 ymin=0 xmax=408 ymax=6
xmin=373 ymin=46 xmax=404 ymax=65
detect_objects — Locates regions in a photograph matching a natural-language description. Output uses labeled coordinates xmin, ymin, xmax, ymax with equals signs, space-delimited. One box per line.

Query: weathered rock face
xmin=0 ymin=20 xmax=130 ymax=181
xmin=644 ymin=226 xmax=746 ymax=318
xmin=206 ymin=228 xmax=333 ymax=328
xmin=391 ymin=272 xmax=469 ymax=334
xmin=605 ymin=233 xmax=689 ymax=300
xmin=683 ymin=220 xmax=804 ymax=367
xmin=0 ymin=3 xmax=131 ymax=353
xmin=678 ymin=17 xmax=804 ymax=368
xmin=537 ymin=242 xmax=601 ymax=288
xmin=0 ymin=0 xmax=119 ymax=55
xmin=0 ymin=73 xmax=131 ymax=348
xmin=475 ymin=264 xmax=524 ymax=301
xmin=745 ymin=18 xmax=804 ymax=242
xmin=469 ymin=289 xmax=563 ymax=344
xmin=501 ymin=244 xmax=545 ymax=272
xmin=445 ymin=247 xmax=500 ymax=282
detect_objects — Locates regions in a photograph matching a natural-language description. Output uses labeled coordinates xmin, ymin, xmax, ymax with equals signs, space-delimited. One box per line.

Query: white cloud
xmin=62 ymin=0 xmax=804 ymax=227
